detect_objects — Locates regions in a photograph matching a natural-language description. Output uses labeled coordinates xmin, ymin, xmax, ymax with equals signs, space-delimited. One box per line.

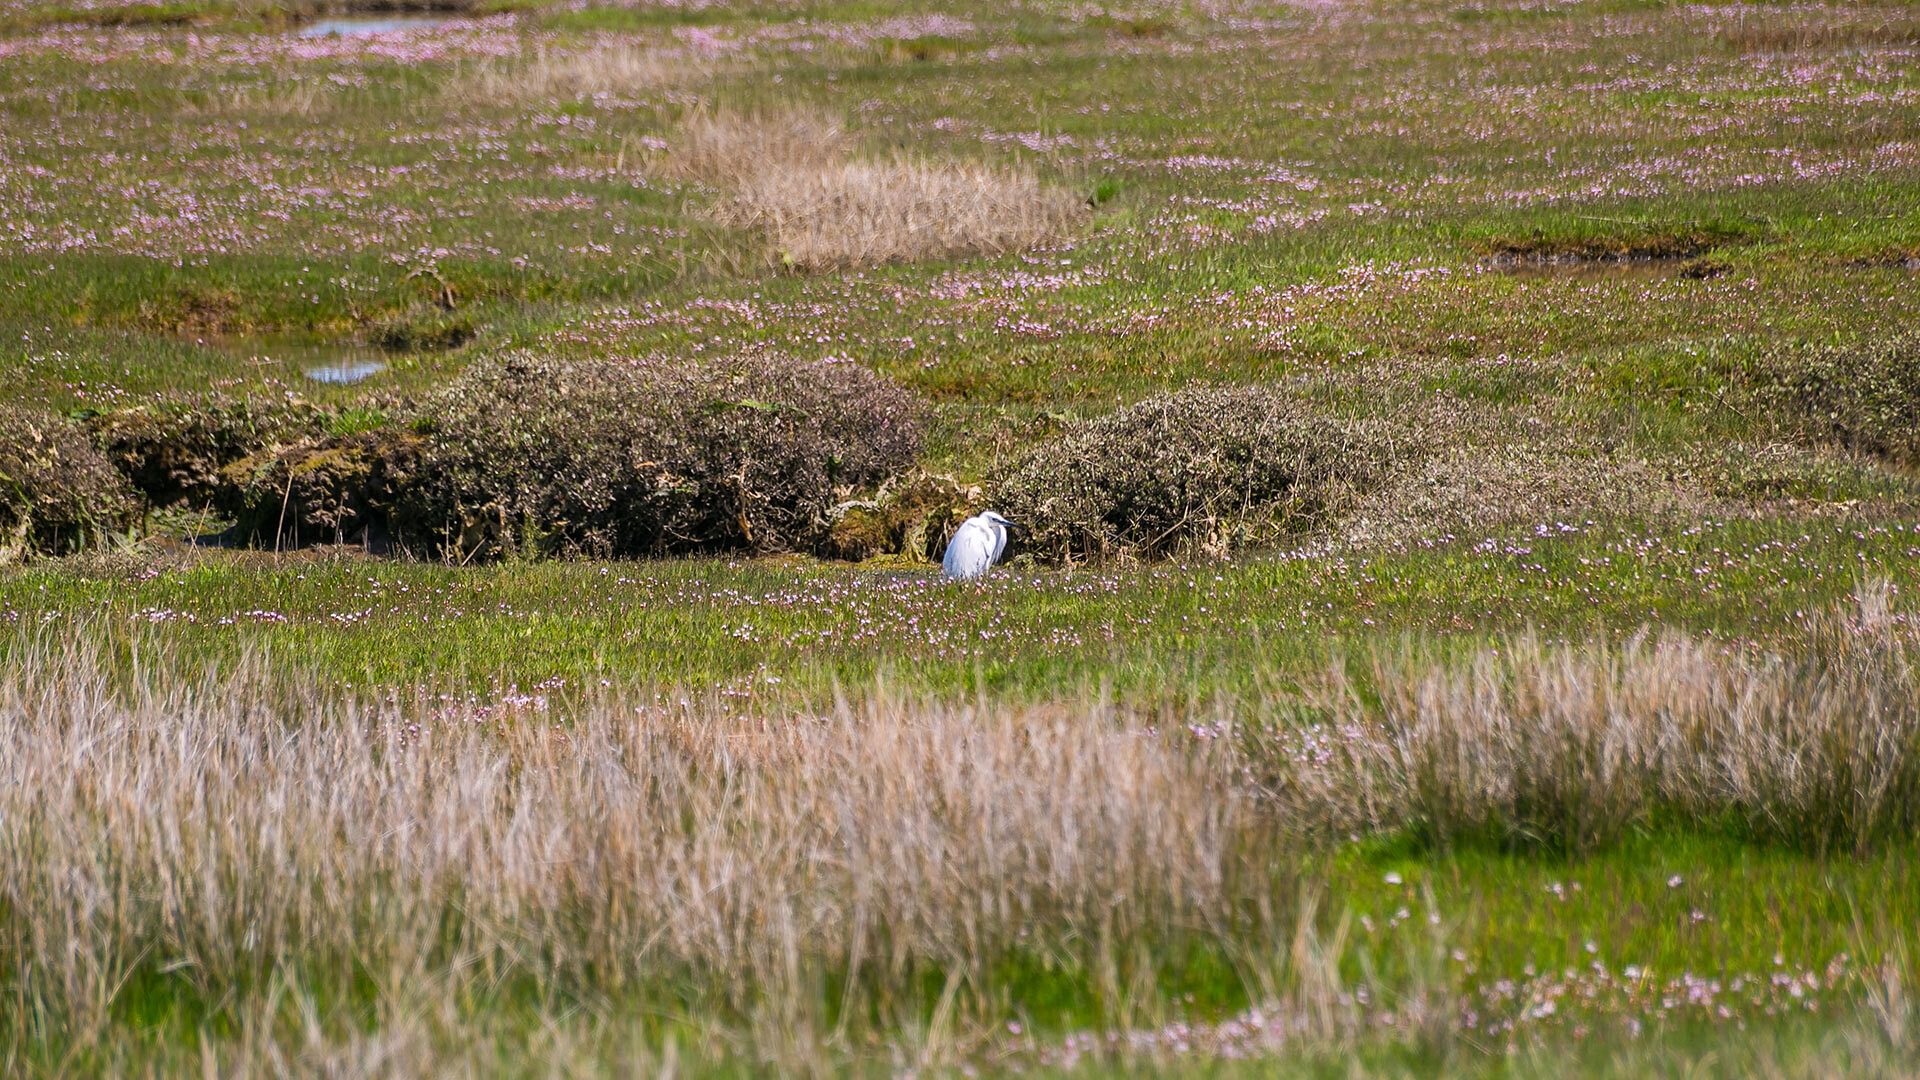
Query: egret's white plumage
xmin=942 ymin=511 xmax=1012 ymax=580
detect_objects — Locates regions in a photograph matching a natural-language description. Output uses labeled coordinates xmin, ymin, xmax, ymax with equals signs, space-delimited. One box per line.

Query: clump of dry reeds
xmin=663 ymin=108 xmax=1082 ymax=269
xmin=0 ymin=652 xmax=1253 ymax=1067
xmin=1252 ymin=580 xmax=1920 ymax=855
xmin=7 ymin=584 xmax=1920 ymax=1067
xmin=447 ymin=43 xmax=695 ymax=105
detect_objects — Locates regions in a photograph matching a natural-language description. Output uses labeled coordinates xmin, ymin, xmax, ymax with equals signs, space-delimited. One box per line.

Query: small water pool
xmin=304 ymin=358 xmax=390 ymax=385
xmin=200 ymin=335 xmax=393 ymax=386
xmin=296 ymin=15 xmax=457 ymax=38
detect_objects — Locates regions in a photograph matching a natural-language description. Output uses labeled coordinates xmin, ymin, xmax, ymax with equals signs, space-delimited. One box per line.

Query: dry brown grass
xmin=669 ymin=106 xmax=850 ymax=183
xmin=664 ymin=109 xmax=1082 ymax=269
xmin=446 ymin=44 xmax=697 ymax=106
xmin=0 ymin=653 xmax=1251 ymax=1068
xmin=181 ymin=78 xmax=337 ymax=119
xmin=1253 ymin=580 xmax=1920 ymax=854
xmin=8 ymin=585 xmax=1920 ymax=1066
xmin=1714 ymin=12 xmax=1920 ymax=54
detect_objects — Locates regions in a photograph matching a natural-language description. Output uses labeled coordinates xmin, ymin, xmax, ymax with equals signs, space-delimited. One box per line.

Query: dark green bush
xmin=0 ymin=406 xmax=140 ymax=562
xmin=86 ymin=393 xmax=327 ymax=506
xmin=993 ymin=385 xmax=1399 ymax=562
xmin=1759 ymin=331 xmax=1920 ymax=463
xmin=392 ymin=350 xmax=922 ymax=560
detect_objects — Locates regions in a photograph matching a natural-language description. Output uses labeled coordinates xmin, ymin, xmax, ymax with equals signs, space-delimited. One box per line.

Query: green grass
xmin=7 ymin=516 xmax=1917 ymax=698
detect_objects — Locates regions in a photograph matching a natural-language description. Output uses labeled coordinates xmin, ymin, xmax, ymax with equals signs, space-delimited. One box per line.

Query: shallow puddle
xmin=305 ymin=358 xmax=390 ymax=385
xmin=296 ymin=15 xmax=457 ymax=38
xmin=201 ymin=335 xmax=393 ymax=386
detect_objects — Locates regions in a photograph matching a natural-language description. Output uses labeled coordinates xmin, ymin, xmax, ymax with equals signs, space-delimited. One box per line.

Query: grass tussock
xmin=0 ymin=652 xmax=1257 ymax=1068
xmin=665 ymin=109 xmax=1082 ymax=270
xmin=1255 ymin=581 xmax=1920 ymax=855
xmin=669 ymin=107 xmax=850 ymax=186
xmin=447 ymin=44 xmax=695 ymax=105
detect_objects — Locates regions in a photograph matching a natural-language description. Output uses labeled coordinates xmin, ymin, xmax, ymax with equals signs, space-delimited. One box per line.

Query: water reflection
xmin=296 ymin=15 xmax=457 ymax=38
xmin=304 ymin=358 xmax=390 ymax=385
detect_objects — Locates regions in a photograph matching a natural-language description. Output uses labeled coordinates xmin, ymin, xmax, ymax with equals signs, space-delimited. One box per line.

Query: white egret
xmin=941 ymin=511 xmax=1013 ymax=580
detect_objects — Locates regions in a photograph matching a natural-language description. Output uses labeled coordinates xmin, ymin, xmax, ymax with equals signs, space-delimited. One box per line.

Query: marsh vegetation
xmin=3 ymin=0 xmax=1920 ymax=1071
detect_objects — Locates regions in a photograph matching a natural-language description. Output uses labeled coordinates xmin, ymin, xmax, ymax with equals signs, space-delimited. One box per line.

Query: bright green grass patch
xmin=6 ymin=517 xmax=1916 ymax=697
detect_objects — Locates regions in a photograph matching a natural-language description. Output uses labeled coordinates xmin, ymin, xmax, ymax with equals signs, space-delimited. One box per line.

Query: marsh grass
xmin=446 ymin=43 xmax=697 ymax=105
xmin=181 ymin=77 xmax=338 ymax=118
xmin=8 ymin=0 xmax=1920 ymax=1067
xmin=0 ymin=644 xmax=1276 ymax=1071
xmin=1714 ymin=11 xmax=1920 ymax=54
xmin=1255 ymin=581 xmax=1920 ymax=856
xmin=6 ymin=587 xmax=1920 ymax=1068
xmin=666 ymin=109 xmax=1082 ymax=270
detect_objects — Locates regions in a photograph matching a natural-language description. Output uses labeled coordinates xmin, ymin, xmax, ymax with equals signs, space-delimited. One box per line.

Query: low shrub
xmin=85 ymin=394 xmax=328 ymax=506
xmin=1757 ymin=331 xmax=1920 ymax=463
xmin=0 ymin=406 xmax=140 ymax=563
xmin=393 ymin=350 xmax=922 ymax=560
xmin=993 ymin=385 xmax=1400 ymax=562
xmin=216 ymin=429 xmax=422 ymax=550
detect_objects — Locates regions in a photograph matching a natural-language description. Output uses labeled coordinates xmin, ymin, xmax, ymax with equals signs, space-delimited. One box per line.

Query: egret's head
xmin=980 ymin=511 xmax=1015 ymax=529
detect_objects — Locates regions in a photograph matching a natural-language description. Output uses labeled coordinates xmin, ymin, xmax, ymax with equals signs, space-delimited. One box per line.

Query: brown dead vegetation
xmin=447 ymin=43 xmax=697 ymax=105
xmin=663 ymin=109 xmax=1082 ymax=270
xmin=1715 ymin=12 xmax=1920 ymax=54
